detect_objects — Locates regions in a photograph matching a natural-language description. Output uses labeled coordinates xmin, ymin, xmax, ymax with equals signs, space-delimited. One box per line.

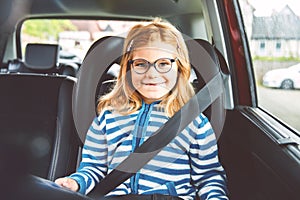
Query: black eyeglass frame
xmin=128 ymin=57 xmax=178 ymax=74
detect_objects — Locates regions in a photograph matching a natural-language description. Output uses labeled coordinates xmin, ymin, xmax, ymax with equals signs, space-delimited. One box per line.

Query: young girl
xmin=55 ymin=18 xmax=228 ymax=200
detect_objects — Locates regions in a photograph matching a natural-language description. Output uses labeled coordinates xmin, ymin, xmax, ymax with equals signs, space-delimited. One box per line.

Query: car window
xmin=239 ymin=0 xmax=300 ymax=136
xmin=20 ymin=19 xmax=147 ymax=66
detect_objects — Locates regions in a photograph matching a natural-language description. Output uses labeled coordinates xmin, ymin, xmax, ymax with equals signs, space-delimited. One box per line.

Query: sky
xmin=248 ymin=0 xmax=300 ymax=16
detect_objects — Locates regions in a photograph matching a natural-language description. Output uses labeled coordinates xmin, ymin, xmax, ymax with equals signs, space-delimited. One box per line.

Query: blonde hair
xmin=97 ymin=18 xmax=195 ymax=117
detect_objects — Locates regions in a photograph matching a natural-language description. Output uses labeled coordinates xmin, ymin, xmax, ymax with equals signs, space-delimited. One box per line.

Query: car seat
xmin=0 ymin=72 xmax=81 ymax=181
xmin=72 ymin=35 xmax=228 ymax=144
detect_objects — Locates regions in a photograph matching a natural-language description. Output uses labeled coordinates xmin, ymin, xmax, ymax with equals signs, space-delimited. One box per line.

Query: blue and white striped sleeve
xmin=190 ymin=114 xmax=228 ymax=200
xmin=69 ymin=112 xmax=109 ymax=195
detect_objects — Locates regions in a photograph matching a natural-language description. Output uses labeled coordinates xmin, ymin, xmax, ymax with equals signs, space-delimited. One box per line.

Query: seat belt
xmin=88 ymin=72 xmax=224 ymax=199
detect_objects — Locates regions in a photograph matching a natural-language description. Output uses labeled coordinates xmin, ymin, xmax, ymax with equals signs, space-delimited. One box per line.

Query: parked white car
xmin=262 ymin=63 xmax=300 ymax=89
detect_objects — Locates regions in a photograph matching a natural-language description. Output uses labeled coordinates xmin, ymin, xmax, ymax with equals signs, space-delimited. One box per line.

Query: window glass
xmin=21 ymin=19 xmax=146 ymax=64
xmin=275 ymin=42 xmax=281 ymax=50
xmin=239 ymin=0 xmax=300 ymax=133
xmin=259 ymin=42 xmax=265 ymax=49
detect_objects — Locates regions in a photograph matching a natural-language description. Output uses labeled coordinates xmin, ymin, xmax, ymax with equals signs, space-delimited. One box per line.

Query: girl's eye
xmin=157 ymin=60 xmax=172 ymax=68
xmin=159 ymin=62 xmax=169 ymax=66
xmin=134 ymin=62 xmax=148 ymax=68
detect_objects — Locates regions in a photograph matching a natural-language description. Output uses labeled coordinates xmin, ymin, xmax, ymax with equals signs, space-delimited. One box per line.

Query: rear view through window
xmin=21 ymin=19 xmax=146 ymax=66
xmin=239 ymin=0 xmax=300 ymax=139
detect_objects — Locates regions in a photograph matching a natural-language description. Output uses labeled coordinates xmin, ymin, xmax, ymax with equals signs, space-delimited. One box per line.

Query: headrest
xmin=24 ymin=43 xmax=59 ymax=72
xmin=84 ymin=36 xmax=124 ymax=66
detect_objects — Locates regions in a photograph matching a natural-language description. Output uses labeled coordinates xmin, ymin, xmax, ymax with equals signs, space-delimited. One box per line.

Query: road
xmin=257 ymin=86 xmax=300 ymax=132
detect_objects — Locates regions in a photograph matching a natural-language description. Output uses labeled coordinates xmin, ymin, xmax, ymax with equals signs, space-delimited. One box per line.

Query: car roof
xmin=8 ymin=0 xmax=203 ymax=19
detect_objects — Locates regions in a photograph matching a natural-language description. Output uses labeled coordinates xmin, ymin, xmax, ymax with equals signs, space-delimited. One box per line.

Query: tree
xmin=22 ymin=19 xmax=77 ymax=41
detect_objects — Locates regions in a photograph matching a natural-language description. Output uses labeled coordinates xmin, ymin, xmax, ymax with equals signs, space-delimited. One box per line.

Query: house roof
xmin=252 ymin=5 xmax=300 ymax=40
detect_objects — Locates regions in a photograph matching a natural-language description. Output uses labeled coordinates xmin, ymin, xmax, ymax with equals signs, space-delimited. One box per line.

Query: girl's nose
xmin=145 ymin=65 xmax=160 ymax=78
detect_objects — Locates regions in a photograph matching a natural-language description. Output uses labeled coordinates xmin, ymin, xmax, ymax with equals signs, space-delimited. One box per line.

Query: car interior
xmin=0 ymin=0 xmax=300 ymax=200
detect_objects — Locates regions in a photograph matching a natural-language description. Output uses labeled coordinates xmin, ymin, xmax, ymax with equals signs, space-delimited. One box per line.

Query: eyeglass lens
xmin=131 ymin=58 xmax=174 ymax=74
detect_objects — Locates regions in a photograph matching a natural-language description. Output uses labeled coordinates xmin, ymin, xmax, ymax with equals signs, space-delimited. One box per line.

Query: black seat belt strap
xmin=89 ymin=72 xmax=224 ymax=199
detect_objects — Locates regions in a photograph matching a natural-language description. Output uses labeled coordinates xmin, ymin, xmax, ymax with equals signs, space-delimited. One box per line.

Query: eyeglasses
xmin=128 ymin=58 xmax=177 ymax=74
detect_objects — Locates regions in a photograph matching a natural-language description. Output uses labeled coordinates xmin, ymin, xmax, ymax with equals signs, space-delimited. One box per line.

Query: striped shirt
xmin=70 ymin=101 xmax=228 ymax=199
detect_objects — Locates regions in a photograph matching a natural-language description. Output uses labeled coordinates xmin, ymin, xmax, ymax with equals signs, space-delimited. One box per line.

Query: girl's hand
xmin=54 ymin=177 xmax=79 ymax=192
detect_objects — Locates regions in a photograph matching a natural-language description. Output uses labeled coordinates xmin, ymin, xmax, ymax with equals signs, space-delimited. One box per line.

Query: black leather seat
xmin=0 ymin=74 xmax=81 ymax=181
xmin=0 ymin=43 xmax=87 ymax=197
